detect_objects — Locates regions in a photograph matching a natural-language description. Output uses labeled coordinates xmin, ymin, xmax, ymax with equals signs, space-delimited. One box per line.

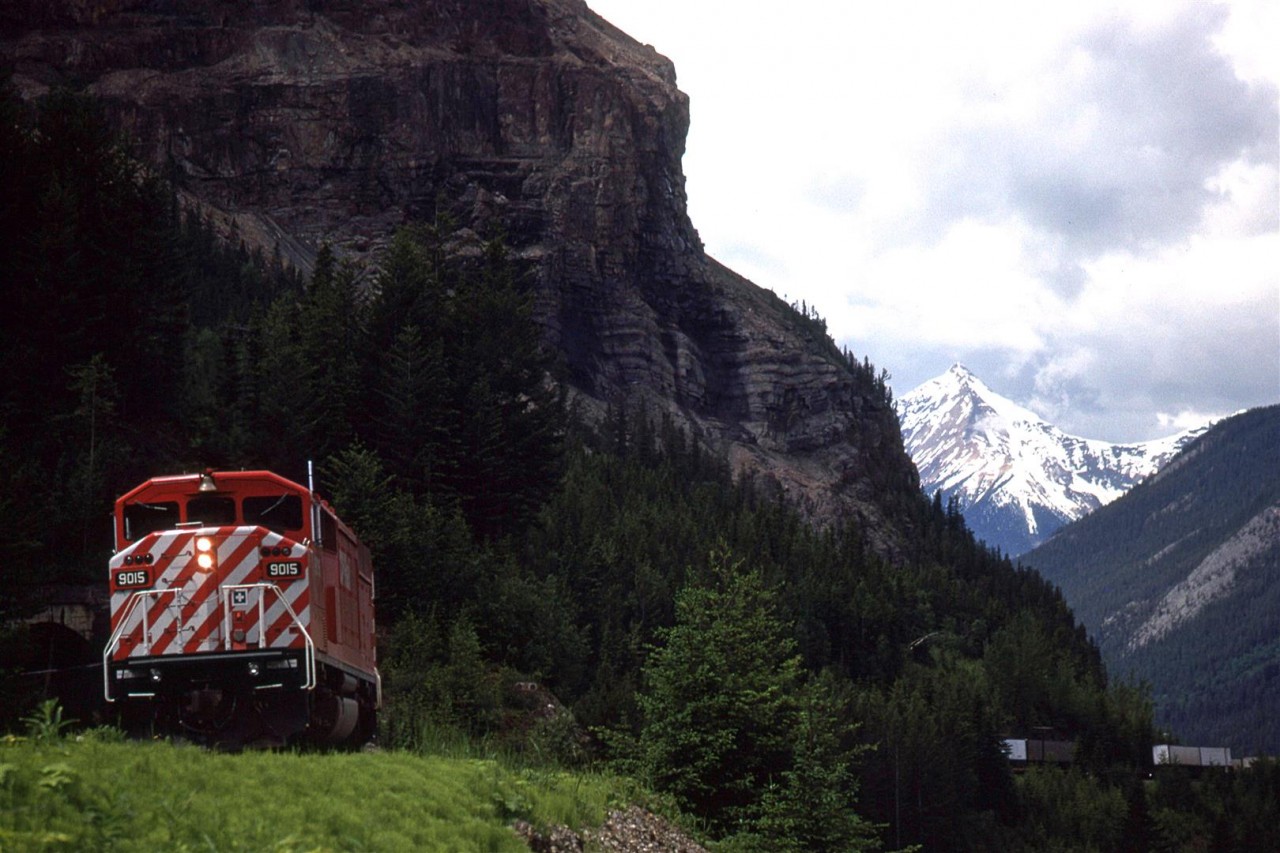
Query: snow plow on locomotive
xmin=103 ymin=469 xmax=380 ymax=747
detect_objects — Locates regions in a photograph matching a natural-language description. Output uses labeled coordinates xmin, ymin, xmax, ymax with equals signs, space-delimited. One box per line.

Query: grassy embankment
xmin=1 ymin=717 xmax=643 ymax=851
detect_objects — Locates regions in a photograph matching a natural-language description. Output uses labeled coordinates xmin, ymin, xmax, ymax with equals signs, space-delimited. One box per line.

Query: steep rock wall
xmin=1 ymin=0 xmax=912 ymax=541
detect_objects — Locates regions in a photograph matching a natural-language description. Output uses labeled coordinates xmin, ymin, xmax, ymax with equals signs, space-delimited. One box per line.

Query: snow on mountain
xmin=897 ymin=364 xmax=1209 ymax=556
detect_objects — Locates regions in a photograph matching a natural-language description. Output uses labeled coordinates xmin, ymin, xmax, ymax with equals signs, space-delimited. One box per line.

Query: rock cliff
xmin=1 ymin=0 xmax=912 ymax=542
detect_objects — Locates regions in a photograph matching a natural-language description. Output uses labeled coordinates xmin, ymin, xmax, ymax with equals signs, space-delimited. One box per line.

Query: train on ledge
xmin=103 ymin=469 xmax=380 ymax=747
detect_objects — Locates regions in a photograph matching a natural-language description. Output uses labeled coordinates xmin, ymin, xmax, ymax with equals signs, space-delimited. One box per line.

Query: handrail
xmin=104 ymin=582 xmax=316 ymax=702
xmin=102 ymin=588 xmax=179 ymax=703
xmin=221 ymin=582 xmax=316 ymax=691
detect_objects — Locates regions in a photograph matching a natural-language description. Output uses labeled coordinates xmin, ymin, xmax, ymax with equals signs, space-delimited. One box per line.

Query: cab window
xmin=123 ymin=501 xmax=179 ymax=541
xmin=243 ymin=494 xmax=304 ymax=534
xmin=186 ymin=495 xmax=237 ymax=526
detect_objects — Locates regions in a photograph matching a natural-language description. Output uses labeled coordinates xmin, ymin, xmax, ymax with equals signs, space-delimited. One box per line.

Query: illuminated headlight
xmin=247 ymin=663 xmax=260 ymax=677
xmin=149 ymin=669 xmax=162 ymax=683
xmin=196 ymin=536 xmax=215 ymax=570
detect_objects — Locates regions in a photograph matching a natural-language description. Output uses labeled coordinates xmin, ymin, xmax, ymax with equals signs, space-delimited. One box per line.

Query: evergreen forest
xmin=3 ymin=85 xmax=1279 ymax=852
xmin=1025 ymin=404 xmax=1280 ymax=757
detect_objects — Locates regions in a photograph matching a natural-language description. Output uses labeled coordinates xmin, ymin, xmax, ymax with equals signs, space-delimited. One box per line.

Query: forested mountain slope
xmin=0 ymin=0 xmax=906 ymax=540
xmin=1024 ymin=405 xmax=1280 ymax=754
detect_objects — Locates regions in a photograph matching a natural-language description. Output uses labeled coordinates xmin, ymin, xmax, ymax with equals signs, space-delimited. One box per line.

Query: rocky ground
xmin=513 ymin=806 xmax=706 ymax=852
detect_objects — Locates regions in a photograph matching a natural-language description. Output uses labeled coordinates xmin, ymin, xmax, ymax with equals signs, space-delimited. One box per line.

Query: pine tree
xmin=755 ymin=674 xmax=883 ymax=851
xmin=373 ymin=324 xmax=454 ymax=494
xmin=253 ymin=293 xmax=313 ymax=475
xmin=635 ymin=543 xmax=803 ymax=834
xmin=298 ymin=245 xmax=364 ymax=459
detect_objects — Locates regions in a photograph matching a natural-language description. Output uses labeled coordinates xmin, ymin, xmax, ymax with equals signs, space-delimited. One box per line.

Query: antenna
xmin=308 ymin=459 xmax=322 ymax=548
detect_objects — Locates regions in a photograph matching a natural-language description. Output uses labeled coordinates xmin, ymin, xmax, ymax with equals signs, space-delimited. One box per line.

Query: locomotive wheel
xmin=309 ymin=689 xmax=360 ymax=744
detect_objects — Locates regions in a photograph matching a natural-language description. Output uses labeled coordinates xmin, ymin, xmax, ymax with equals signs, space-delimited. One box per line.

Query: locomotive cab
xmin=104 ymin=470 xmax=379 ymax=747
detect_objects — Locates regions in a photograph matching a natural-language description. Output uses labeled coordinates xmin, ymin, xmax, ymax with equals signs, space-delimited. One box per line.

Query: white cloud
xmin=1158 ymin=409 xmax=1223 ymax=432
xmin=843 ymin=217 xmax=1060 ymax=353
xmin=587 ymin=0 xmax=1279 ymax=441
xmin=1201 ymin=159 xmax=1279 ymax=236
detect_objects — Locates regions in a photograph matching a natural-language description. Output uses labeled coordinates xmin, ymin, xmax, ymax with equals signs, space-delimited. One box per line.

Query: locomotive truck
xmin=103 ymin=469 xmax=379 ymax=747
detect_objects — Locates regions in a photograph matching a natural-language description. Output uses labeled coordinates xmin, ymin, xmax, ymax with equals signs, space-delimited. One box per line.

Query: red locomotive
xmin=103 ymin=469 xmax=379 ymax=747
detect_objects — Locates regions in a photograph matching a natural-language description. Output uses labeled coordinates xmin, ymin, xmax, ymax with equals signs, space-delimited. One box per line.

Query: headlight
xmin=196 ymin=536 xmax=216 ymax=570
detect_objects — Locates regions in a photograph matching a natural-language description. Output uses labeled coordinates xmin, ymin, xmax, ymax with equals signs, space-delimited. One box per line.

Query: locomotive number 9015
xmin=266 ymin=561 xmax=303 ymax=578
xmin=115 ymin=570 xmax=150 ymax=588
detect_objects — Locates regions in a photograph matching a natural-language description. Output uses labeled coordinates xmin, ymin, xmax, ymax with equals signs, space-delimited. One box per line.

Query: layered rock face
xmin=1 ymin=0 xmax=910 ymax=537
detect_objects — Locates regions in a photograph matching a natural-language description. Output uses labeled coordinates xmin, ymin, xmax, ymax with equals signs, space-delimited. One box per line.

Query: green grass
xmin=0 ymin=729 xmax=645 ymax=851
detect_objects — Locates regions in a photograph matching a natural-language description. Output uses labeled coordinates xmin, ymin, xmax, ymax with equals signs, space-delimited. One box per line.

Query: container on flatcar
xmin=1153 ymin=744 xmax=1234 ymax=768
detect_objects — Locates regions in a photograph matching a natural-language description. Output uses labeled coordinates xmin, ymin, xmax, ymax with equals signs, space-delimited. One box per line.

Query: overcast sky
xmin=587 ymin=0 xmax=1279 ymax=442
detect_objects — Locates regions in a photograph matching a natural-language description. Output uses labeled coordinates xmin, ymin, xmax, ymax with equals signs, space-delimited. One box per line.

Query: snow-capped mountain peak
xmin=897 ymin=364 xmax=1210 ymax=555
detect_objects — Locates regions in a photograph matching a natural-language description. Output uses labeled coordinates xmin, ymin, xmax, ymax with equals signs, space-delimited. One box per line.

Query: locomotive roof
xmin=116 ymin=470 xmax=310 ymax=505
xmin=113 ymin=470 xmax=358 ymax=547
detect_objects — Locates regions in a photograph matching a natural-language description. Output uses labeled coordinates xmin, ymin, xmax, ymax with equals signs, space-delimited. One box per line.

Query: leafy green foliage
xmin=21 ymin=700 xmax=76 ymax=745
xmin=0 ymin=733 xmax=635 ymax=851
xmin=632 ymin=544 xmax=804 ymax=831
xmin=752 ymin=675 xmax=884 ymax=851
xmin=1146 ymin=759 xmax=1280 ymax=852
xmin=358 ymin=223 xmax=565 ymax=541
xmin=1002 ymin=767 xmax=1129 ymax=852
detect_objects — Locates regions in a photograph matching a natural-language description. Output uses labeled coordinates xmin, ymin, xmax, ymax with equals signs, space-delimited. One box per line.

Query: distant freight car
xmin=1002 ymin=737 xmax=1076 ymax=766
xmin=1153 ymin=744 xmax=1233 ymax=767
xmin=103 ymin=470 xmax=379 ymax=747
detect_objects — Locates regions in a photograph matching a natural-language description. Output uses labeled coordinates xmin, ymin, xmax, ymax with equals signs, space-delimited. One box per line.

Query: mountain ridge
xmin=1024 ymin=405 xmax=1280 ymax=753
xmin=898 ymin=363 xmax=1207 ymax=555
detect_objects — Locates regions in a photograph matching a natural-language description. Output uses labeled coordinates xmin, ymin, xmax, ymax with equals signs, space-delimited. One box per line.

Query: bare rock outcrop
xmin=1 ymin=0 xmax=914 ymax=539
xmin=514 ymin=806 xmax=707 ymax=852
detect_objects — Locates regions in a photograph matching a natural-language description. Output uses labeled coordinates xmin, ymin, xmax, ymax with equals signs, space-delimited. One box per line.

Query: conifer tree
xmin=373 ymin=324 xmax=453 ymax=493
xmin=635 ymin=543 xmax=804 ymax=834
xmin=298 ymin=245 xmax=363 ymax=460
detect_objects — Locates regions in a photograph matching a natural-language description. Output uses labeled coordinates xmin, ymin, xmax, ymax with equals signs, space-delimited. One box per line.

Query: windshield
xmin=243 ymin=494 xmax=304 ymax=534
xmin=123 ymin=501 xmax=179 ymax=541
xmin=185 ymin=495 xmax=236 ymax=526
